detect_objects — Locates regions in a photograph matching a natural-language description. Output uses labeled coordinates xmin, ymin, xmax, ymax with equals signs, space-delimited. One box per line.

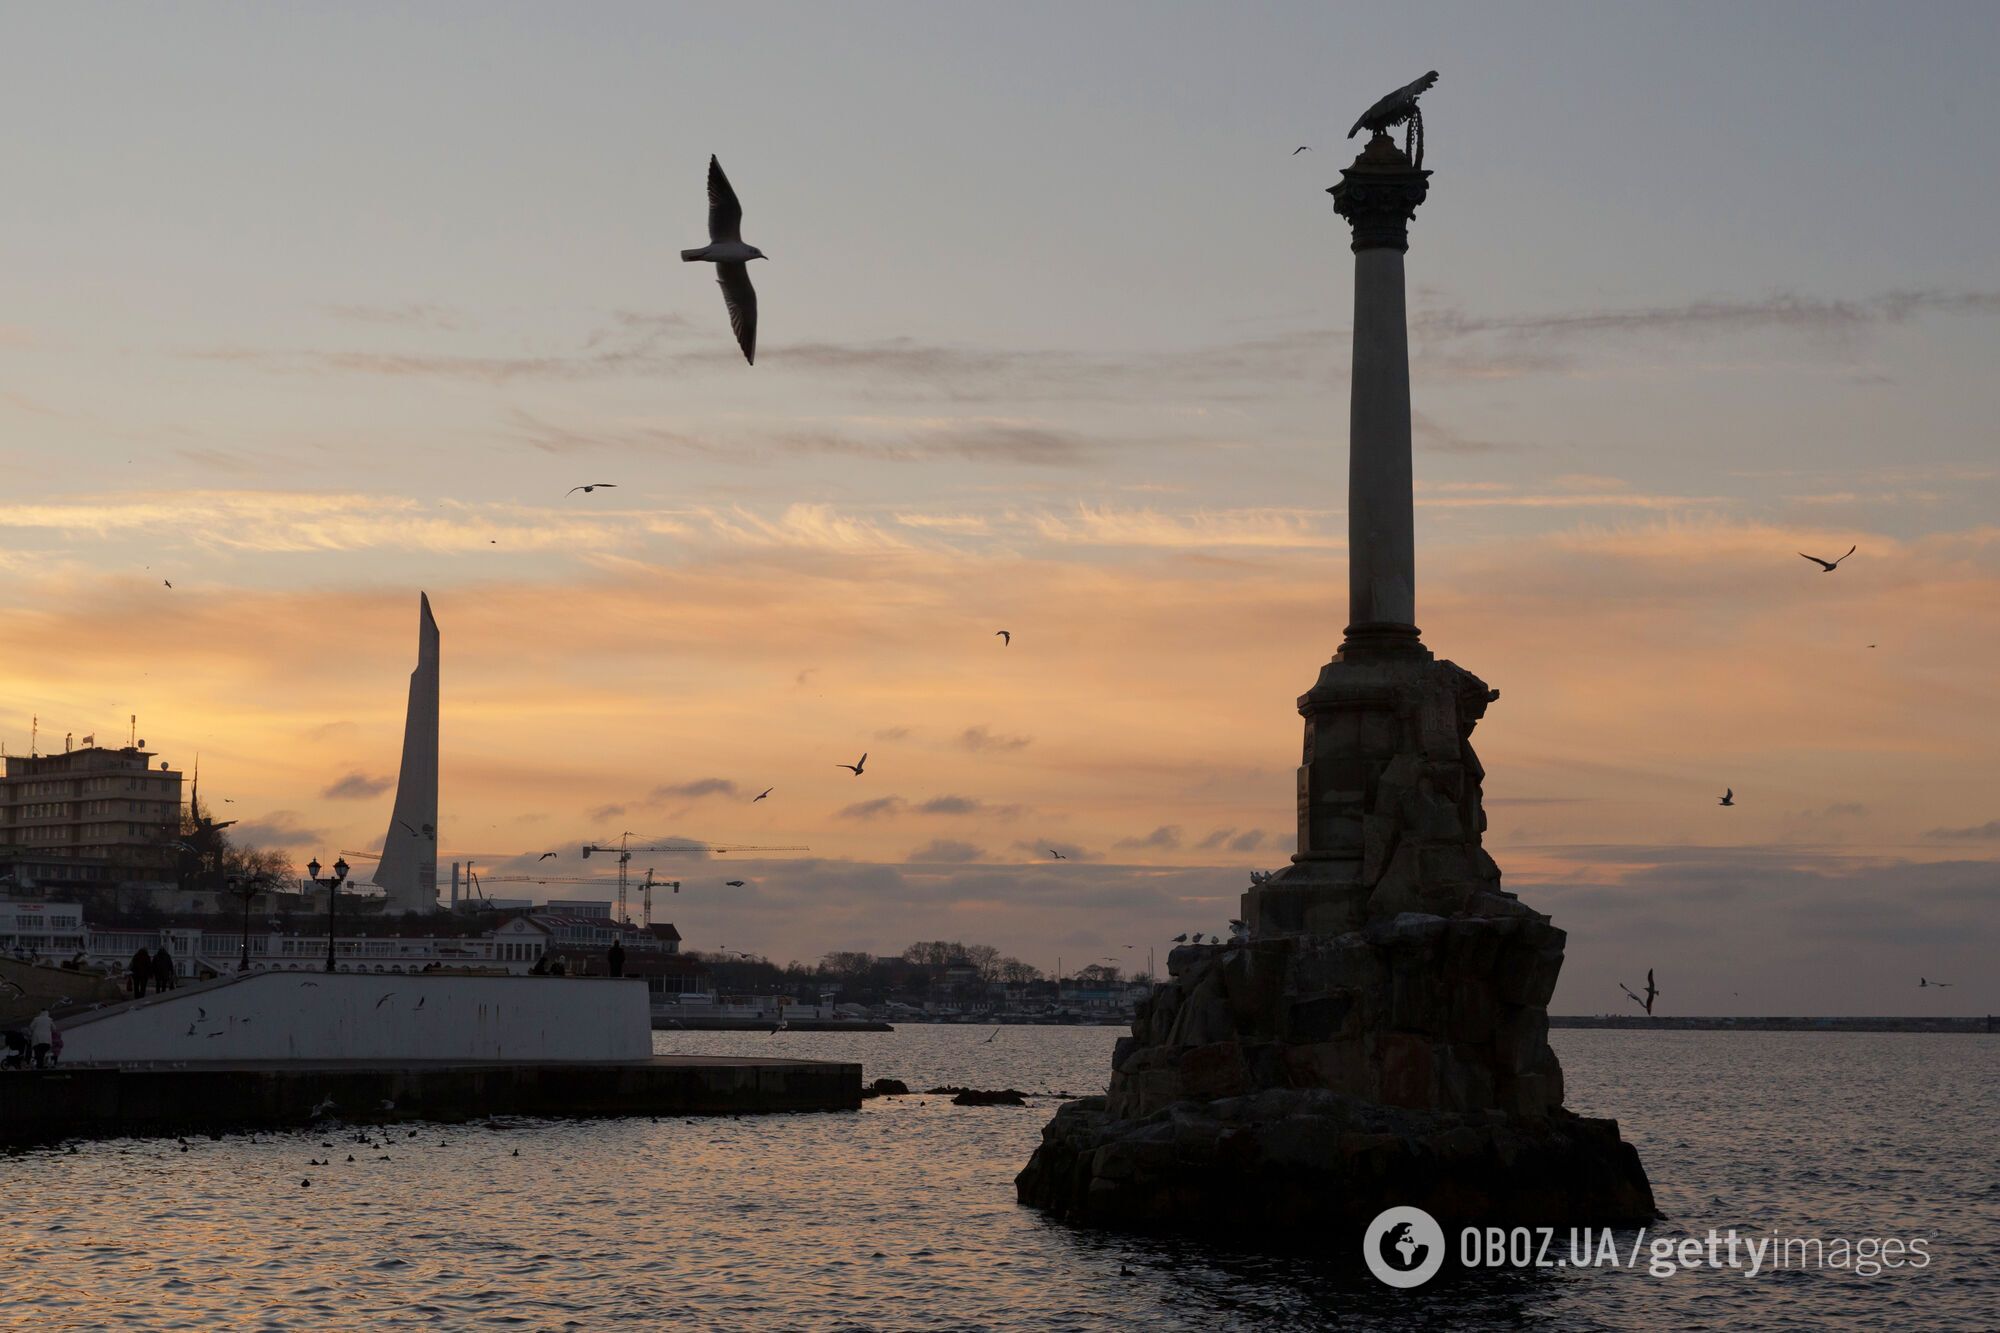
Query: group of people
xmin=126 ymin=944 xmax=178 ymax=998
xmin=2 ymin=1010 xmax=59 ymax=1069
xmin=526 ymin=941 xmax=625 ymax=977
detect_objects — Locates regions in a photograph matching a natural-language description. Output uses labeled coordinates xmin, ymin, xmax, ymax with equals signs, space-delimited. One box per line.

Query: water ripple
xmin=2 ymin=1027 xmax=1993 ymax=1329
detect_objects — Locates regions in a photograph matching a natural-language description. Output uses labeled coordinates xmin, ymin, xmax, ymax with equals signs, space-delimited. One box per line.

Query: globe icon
xmin=1386 ymin=1222 xmax=1428 ymax=1270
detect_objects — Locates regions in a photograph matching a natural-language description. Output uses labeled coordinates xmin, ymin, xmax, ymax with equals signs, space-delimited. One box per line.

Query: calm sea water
xmin=3 ymin=1028 xmax=1994 ymax=1330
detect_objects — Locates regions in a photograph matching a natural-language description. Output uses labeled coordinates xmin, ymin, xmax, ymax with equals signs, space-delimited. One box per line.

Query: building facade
xmin=0 ymin=745 xmax=184 ymax=893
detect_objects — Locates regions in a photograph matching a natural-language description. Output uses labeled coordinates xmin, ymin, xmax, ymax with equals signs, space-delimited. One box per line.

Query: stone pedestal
xmin=1016 ymin=652 xmax=1657 ymax=1236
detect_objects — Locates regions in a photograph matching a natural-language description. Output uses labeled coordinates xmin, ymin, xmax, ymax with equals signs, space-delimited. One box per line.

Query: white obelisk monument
xmin=374 ymin=592 xmax=440 ymax=914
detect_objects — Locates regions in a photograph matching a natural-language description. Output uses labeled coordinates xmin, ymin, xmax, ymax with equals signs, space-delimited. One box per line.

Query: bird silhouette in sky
xmin=681 ymin=155 xmax=766 ymax=365
xmin=566 ymin=483 xmax=617 ymax=496
xmin=1292 ymin=145 xmax=1311 ymax=154
xmin=1799 ymin=545 xmax=1856 ymax=572
xmin=1718 ymin=789 xmax=1735 ymax=807
xmin=163 ymin=580 xmax=172 ymax=588
xmin=754 ymin=788 xmax=773 ymax=802
xmin=536 ymin=852 xmax=557 ymax=861
xmin=995 ymin=630 xmax=1010 ymax=645
xmin=1920 ymin=977 xmax=1953 ymax=988
xmin=1620 ymin=969 xmax=1660 ymax=1015
xmin=1047 ymin=848 xmax=1066 ymax=859
xmin=837 ymin=752 xmax=868 ymax=776
xmin=725 ymin=880 xmax=746 ymax=887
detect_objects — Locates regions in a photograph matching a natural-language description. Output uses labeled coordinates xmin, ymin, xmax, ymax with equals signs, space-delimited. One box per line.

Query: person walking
xmin=27 ymin=1009 xmax=54 ymax=1069
xmin=607 ymin=940 xmax=625 ymax=978
xmin=152 ymin=944 xmax=176 ymax=993
xmin=129 ymin=945 xmax=153 ymax=998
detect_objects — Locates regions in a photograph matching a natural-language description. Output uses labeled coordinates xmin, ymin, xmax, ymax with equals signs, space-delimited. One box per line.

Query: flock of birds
xmin=1621 ymin=544 xmax=1954 ymax=1011
xmin=152 ymin=133 xmax=1939 ymax=1001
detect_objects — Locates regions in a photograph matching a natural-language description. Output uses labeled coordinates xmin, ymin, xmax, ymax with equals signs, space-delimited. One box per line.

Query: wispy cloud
xmin=323 ymin=303 xmax=466 ymax=331
xmin=1031 ymin=505 xmax=1342 ymax=550
xmin=958 ymin=726 xmax=1032 ymax=753
xmin=649 ymin=778 xmax=740 ymax=802
xmin=906 ymin=838 xmax=985 ymax=864
xmin=837 ymin=797 xmax=906 ymax=821
xmin=915 ymin=795 xmax=1024 ymax=818
xmin=1925 ymin=819 xmax=2000 ymax=841
xmin=321 ymin=771 xmax=393 ymax=800
xmin=1115 ymin=824 xmax=1182 ymax=851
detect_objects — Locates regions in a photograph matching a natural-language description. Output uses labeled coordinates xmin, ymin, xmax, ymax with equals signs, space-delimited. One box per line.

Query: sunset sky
xmin=4 ymin=3 xmax=1996 ymax=1013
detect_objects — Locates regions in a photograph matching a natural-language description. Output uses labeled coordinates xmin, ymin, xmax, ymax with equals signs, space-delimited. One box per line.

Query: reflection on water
xmin=4 ymin=1028 xmax=1993 ymax=1329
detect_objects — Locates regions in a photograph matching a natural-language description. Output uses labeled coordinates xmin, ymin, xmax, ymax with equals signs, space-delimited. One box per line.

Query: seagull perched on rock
xmin=1718 ymin=788 xmax=1735 ymax=807
xmin=566 ymin=483 xmax=617 ymax=496
xmin=681 ymin=155 xmax=767 ymax=365
xmin=836 ymin=752 xmax=868 ymax=776
xmin=1799 ymin=545 xmax=1856 ymax=573
xmin=1171 ymin=934 xmax=1188 ymax=944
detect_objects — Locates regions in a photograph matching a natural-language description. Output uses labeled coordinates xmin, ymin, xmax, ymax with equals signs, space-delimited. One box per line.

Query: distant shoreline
xmin=1552 ymin=1015 xmax=1994 ymax=1033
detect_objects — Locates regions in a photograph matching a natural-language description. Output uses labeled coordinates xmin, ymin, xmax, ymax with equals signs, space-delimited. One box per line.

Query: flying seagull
xmin=374 ymin=993 xmax=396 ymax=1009
xmin=754 ymin=787 xmax=773 ymax=802
xmin=725 ymin=880 xmax=746 ymax=887
xmin=537 ymin=852 xmax=557 ymax=862
xmin=995 ymin=630 xmax=1010 ymax=646
xmin=1799 ymin=545 xmax=1856 ymax=572
xmin=1619 ymin=969 xmax=1660 ymax=1015
xmin=681 ymin=155 xmax=767 ymax=365
xmin=1919 ymin=977 xmax=1953 ymax=988
xmin=567 ymin=483 xmax=617 ymax=496
xmin=163 ymin=580 xmax=172 ymax=588
xmin=1718 ymin=788 xmax=1735 ymax=807
xmin=1292 ymin=145 xmax=1311 ymax=154
xmin=1047 ymin=848 xmax=1066 ymax=860
xmin=837 ymin=752 xmax=868 ymax=776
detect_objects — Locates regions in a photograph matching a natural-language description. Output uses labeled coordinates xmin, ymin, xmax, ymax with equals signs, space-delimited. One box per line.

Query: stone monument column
xmin=1331 ymin=135 xmax=1429 ymax=656
xmin=1016 ymin=79 xmax=1655 ymax=1240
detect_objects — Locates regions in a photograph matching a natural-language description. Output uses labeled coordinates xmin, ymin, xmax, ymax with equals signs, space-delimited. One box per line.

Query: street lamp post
xmin=226 ymin=873 xmax=265 ymax=973
xmin=307 ymin=857 xmax=350 ymax=973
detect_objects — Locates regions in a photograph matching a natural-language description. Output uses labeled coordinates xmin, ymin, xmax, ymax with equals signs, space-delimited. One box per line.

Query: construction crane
xmin=580 ymin=833 xmax=807 ymax=925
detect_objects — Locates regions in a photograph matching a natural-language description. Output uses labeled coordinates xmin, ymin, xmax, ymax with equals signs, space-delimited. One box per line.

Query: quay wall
xmin=56 ymin=971 xmax=650 ymax=1065
xmin=1 ymin=1056 xmax=862 ymax=1145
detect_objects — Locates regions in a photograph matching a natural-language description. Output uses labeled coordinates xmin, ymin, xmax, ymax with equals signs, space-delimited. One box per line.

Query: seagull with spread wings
xmin=567 ymin=483 xmax=617 ymax=496
xmin=1619 ymin=969 xmax=1660 ymax=1015
xmin=836 ymin=752 xmax=868 ymax=776
xmin=680 ymin=155 xmax=767 ymax=364
xmin=1799 ymin=545 xmax=1856 ymax=572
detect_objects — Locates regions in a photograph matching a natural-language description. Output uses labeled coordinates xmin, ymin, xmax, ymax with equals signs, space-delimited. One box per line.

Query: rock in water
xmin=1015 ymin=652 xmax=1655 ymax=1241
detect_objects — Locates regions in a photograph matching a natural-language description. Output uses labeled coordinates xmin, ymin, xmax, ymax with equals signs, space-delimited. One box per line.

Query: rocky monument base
xmin=1016 ymin=651 xmax=1657 ymax=1239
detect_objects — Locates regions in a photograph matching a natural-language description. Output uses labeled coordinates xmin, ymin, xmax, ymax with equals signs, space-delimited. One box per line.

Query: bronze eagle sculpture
xmin=1348 ymin=70 xmax=1439 ymax=165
